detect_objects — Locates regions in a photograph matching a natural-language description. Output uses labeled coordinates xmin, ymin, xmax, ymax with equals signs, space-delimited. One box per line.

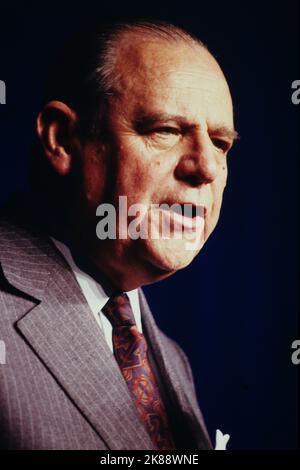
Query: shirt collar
xmin=50 ymin=237 xmax=142 ymax=332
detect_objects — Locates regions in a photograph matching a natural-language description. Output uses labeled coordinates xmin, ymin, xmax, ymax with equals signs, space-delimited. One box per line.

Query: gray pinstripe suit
xmin=0 ymin=211 xmax=212 ymax=450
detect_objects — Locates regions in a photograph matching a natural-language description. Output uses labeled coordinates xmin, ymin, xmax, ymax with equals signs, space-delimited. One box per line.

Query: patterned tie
xmin=102 ymin=292 xmax=176 ymax=450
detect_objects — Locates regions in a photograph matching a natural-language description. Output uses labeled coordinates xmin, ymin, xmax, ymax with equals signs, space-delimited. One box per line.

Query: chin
xmin=140 ymin=237 xmax=203 ymax=274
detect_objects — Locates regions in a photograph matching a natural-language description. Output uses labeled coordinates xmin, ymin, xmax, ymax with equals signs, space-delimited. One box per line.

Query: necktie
xmin=102 ymin=292 xmax=175 ymax=450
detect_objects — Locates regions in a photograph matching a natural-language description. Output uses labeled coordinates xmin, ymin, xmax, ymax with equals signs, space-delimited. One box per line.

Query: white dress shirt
xmin=51 ymin=237 xmax=143 ymax=353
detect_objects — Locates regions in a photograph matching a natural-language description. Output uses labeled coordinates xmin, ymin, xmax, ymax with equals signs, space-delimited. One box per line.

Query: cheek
xmin=116 ymin=141 xmax=165 ymax=201
xmin=210 ymin=169 xmax=227 ymax=218
xmin=82 ymin=149 xmax=108 ymax=207
xmin=222 ymin=162 xmax=228 ymax=182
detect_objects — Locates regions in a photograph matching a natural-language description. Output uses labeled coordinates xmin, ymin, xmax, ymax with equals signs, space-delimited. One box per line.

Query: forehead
xmin=113 ymin=35 xmax=234 ymax=127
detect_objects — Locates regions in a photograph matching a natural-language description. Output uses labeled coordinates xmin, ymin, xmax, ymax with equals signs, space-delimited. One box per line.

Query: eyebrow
xmin=134 ymin=112 xmax=240 ymax=141
xmin=210 ymin=126 xmax=240 ymax=141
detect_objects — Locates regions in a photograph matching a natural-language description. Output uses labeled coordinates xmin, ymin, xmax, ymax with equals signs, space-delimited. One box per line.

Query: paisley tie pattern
xmin=102 ymin=292 xmax=175 ymax=450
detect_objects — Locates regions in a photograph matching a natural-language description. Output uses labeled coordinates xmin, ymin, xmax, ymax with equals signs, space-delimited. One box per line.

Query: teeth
xmin=171 ymin=204 xmax=184 ymax=216
xmin=160 ymin=203 xmax=203 ymax=218
xmin=160 ymin=203 xmax=182 ymax=216
xmin=172 ymin=204 xmax=196 ymax=218
xmin=183 ymin=205 xmax=195 ymax=218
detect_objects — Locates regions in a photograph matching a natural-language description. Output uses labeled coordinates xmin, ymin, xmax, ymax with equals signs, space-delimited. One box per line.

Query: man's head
xmin=35 ymin=20 xmax=237 ymax=290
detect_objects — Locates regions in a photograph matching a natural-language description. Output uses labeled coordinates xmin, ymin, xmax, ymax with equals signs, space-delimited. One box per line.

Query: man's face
xmin=78 ymin=36 xmax=235 ymax=287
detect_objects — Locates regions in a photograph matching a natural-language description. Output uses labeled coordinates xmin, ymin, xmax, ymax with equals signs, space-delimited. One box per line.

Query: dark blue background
xmin=0 ymin=0 xmax=299 ymax=449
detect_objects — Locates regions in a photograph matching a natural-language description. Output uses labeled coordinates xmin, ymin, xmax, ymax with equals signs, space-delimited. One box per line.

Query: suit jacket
xmin=0 ymin=210 xmax=212 ymax=450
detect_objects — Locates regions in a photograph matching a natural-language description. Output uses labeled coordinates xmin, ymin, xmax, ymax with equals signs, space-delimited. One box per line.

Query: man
xmin=0 ymin=20 xmax=237 ymax=450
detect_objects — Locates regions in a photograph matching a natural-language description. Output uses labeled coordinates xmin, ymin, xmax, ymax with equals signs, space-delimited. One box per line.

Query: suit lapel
xmin=0 ymin=223 xmax=153 ymax=450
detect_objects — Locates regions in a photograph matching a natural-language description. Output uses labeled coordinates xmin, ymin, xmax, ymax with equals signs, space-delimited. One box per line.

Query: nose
xmin=174 ymin=130 xmax=218 ymax=187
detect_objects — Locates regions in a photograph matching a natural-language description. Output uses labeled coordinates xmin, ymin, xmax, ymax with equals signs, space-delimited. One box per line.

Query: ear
xmin=36 ymin=101 xmax=79 ymax=176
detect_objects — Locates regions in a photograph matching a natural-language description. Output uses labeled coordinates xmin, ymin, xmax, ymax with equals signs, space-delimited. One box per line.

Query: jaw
xmin=138 ymin=236 xmax=203 ymax=275
xmin=81 ymin=235 xmax=199 ymax=291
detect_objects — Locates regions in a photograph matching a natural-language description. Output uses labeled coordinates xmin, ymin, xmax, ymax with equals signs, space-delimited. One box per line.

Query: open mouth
xmin=152 ymin=202 xmax=205 ymax=234
xmin=161 ymin=203 xmax=205 ymax=219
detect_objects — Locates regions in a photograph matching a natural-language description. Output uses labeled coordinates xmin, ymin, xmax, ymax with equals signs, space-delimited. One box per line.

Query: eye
xmin=151 ymin=127 xmax=181 ymax=136
xmin=211 ymin=137 xmax=231 ymax=153
xmin=144 ymin=127 xmax=181 ymax=147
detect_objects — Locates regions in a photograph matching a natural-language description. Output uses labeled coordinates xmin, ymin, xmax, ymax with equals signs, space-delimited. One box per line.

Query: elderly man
xmin=0 ymin=20 xmax=237 ymax=450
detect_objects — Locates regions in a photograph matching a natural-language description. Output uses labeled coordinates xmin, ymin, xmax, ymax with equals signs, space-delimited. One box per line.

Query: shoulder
xmin=0 ymin=193 xmax=47 ymax=250
xmin=0 ymin=195 xmax=67 ymax=301
xmin=0 ymin=202 xmax=53 ymax=271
